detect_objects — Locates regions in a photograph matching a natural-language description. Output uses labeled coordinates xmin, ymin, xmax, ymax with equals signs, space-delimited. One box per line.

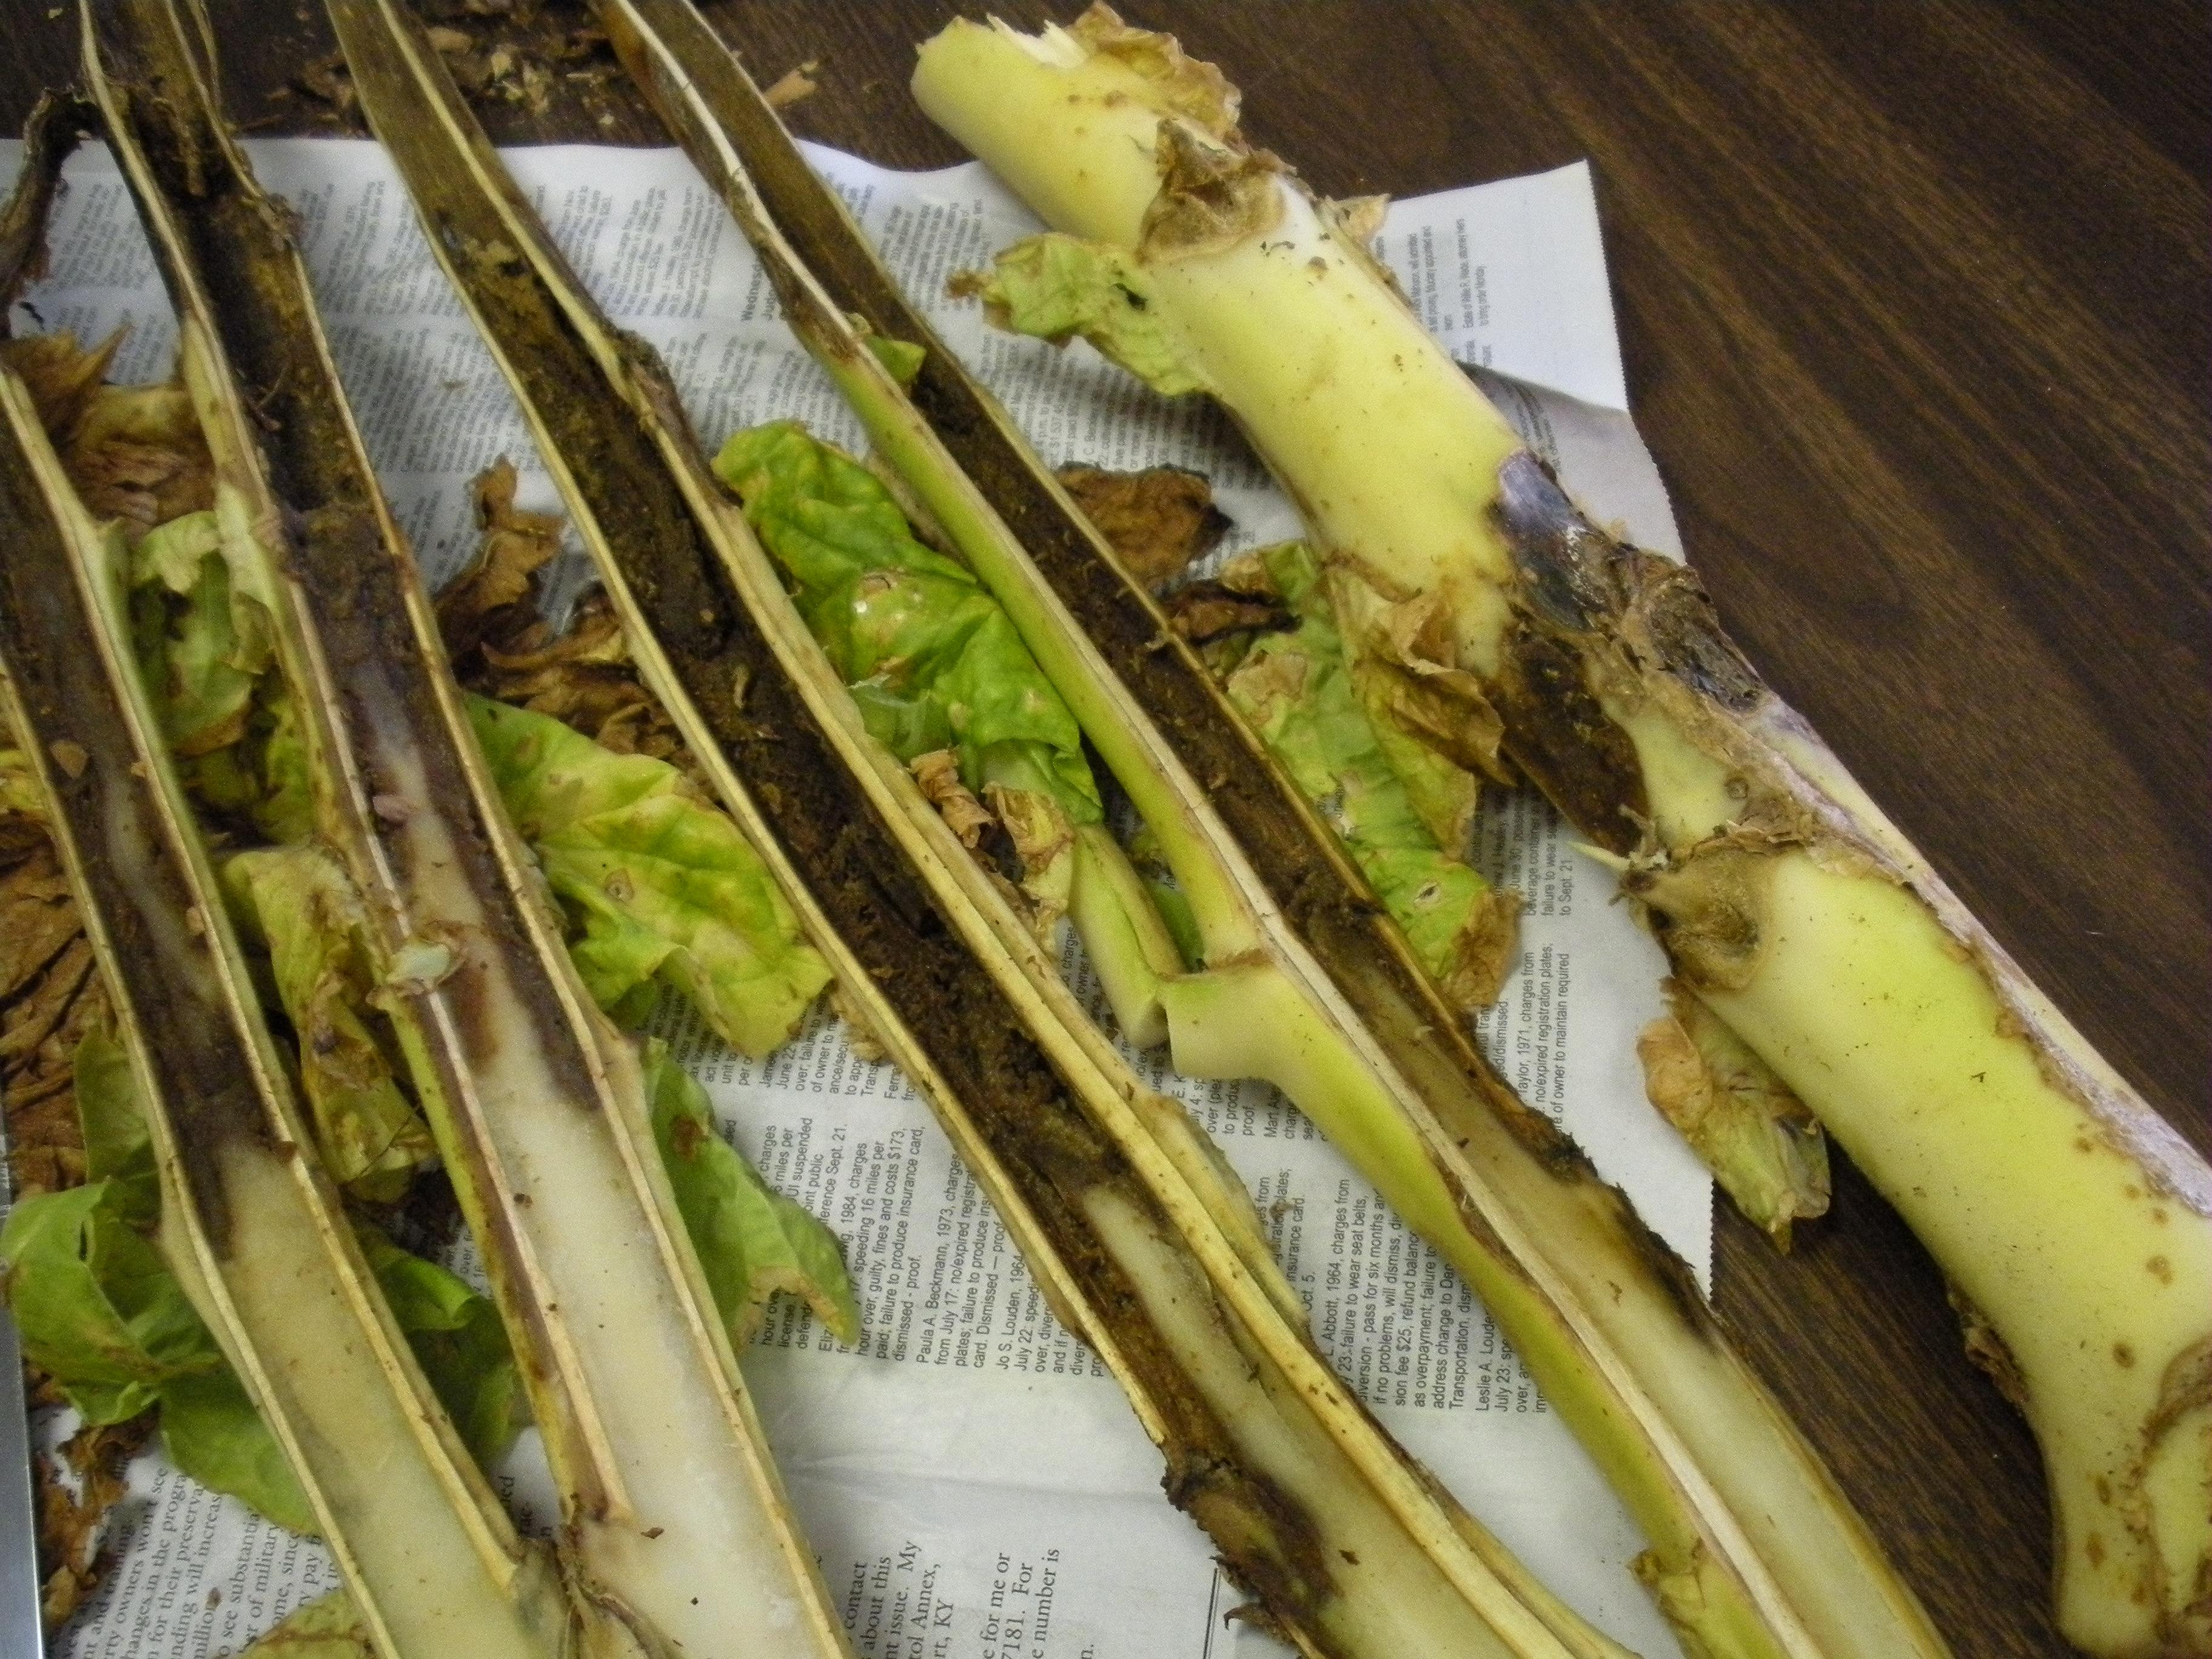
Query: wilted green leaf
xmin=1224 ymin=541 xmax=1517 ymax=1010
xmin=643 ymin=1041 xmax=859 ymax=1347
xmin=863 ymin=332 xmax=926 ymax=386
xmin=0 ymin=1181 xmax=218 ymax=1424
xmin=468 ymin=694 xmax=831 ymax=1056
xmin=1638 ymin=985 xmax=1831 ymax=1250
xmin=223 ymin=845 xmax=435 ymax=1202
xmin=712 ymin=420 xmax=1100 ymax=825
xmin=962 ymin=234 xmax=1209 ymax=398
xmin=355 ymin=1226 xmax=527 ymax=1472
xmin=73 ymin=1026 xmax=158 ymax=1227
xmin=240 ymin=1590 xmax=373 ymax=1657
xmin=160 ymin=1365 xmax=318 ymax=1537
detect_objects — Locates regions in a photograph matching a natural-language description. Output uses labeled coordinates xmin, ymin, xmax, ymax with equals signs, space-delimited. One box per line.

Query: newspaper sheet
xmin=1 ymin=132 xmax=1706 ymax=1659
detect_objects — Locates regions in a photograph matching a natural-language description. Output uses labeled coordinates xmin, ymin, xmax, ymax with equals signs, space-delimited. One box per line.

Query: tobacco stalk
xmin=0 ymin=96 xmax=567 ymax=1659
xmin=912 ymin=12 xmax=2211 ymax=1657
xmin=81 ymin=4 xmax=856 ymax=1652
xmin=324 ymin=2 xmax=1639 ymax=1652
xmin=569 ymin=8 xmax=1962 ymax=1658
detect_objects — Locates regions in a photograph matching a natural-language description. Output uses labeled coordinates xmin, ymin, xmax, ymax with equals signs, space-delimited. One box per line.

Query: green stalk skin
xmin=913 ymin=13 xmax=2212 ymax=1658
xmin=84 ymin=7 xmax=853 ymax=1653
xmin=326 ymin=4 xmax=1636 ymax=1653
xmin=0 ymin=135 xmax=566 ymax=1659
xmin=1069 ymin=820 xmax=1185 ymax=1044
xmin=575 ymin=8 xmax=1954 ymax=1659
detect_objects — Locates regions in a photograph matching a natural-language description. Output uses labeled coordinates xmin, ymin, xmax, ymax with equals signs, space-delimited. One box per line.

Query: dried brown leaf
xmin=1057 ymin=463 xmax=1230 ymax=592
xmin=910 ymin=749 xmax=993 ymax=848
xmin=763 ymin=61 xmax=821 ymax=112
xmin=0 ymin=846 xmax=84 ymax=1003
xmin=1 ymin=936 xmax=95 ymax=1064
xmin=442 ymin=467 xmax=709 ymax=790
xmin=0 ymin=331 xmax=121 ymax=440
xmin=36 ymin=1413 xmax=152 ymax=1632
xmin=1165 ymin=583 xmax=1292 ymax=645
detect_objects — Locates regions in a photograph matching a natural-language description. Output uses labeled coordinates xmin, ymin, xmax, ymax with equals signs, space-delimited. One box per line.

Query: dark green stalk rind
xmin=317 ymin=5 xmax=1406 ymax=1641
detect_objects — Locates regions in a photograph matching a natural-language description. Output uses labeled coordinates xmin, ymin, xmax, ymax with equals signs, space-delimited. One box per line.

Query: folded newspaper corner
xmin=0 ymin=121 xmax=1714 ymax=1658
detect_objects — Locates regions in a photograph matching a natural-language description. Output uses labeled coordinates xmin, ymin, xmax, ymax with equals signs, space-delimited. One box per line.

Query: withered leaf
xmin=1057 ymin=462 xmax=1229 ymax=593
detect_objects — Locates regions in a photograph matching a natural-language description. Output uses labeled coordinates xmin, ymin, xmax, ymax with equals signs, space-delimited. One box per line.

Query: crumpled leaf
xmin=716 ymin=423 xmax=1185 ymax=1034
xmin=3 ymin=332 xmax=214 ymax=545
xmin=1138 ymin=121 xmax=1285 ymax=262
xmin=0 ymin=1180 xmax=219 ymax=1426
xmin=1057 ymin=462 xmax=1228 ymax=592
xmin=713 ymin=421 xmax=1102 ymax=849
xmin=1637 ymin=982 xmax=1830 ymax=1250
xmin=910 ymin=749 xmax=991 ymax=848
xmin=467 ymin=693 xmax=830 ymax=1056
xmin=159 ymin=1366 xmax=317 ymax=1537
xmin=642 ymin=1040 xmax=859 ymax=1346
xmin=239 ymin=1590 xmax=374 ymax=1656
xmin=1212 ymin=541 xmax=1520 ymax=1011
xmin=440 ymin=463 xmax=709 ymax=789
xmin=222 ymin=845 xmax=435 ymax=1201
xmin=36 ymin=1414 xmax=153 ymax=1632
xmin=1064 ymin=3 xmax=1239 ymax=137
xmin=953 ymin=233 xmax=1210 ymax=398
xmin=1327 ymin=568 xmax=1513 ymax=820
xmin=0 ymin=843 xmax=83 ymax=1005
xmin=0 ymin=332 xmax=120 ymax=444
xmin=2 ymin=910 xmax=106 ymax=1202
xmin=863 ymin=330 xmax=925 ymax=386
xmin=1 ymin=1034 xmax=313 ymax=1533
xmin=986 ymin=782 xmax=1076 ymax=940
xmin=435 ymin=456 xmax=564 ymax=665
xmin=0 ymin=734 xmax=48 ymax=854
xmin=127 ymin=505 xmax=279 ymax=760
xmin=70 ymin=1027 xmax=157 ymax=1227
xmin=354 ymin=1225 xmax=527 ymax=1473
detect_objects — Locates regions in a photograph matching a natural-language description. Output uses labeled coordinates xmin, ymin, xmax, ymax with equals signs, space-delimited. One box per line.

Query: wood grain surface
xmin=4 ymin=4 xmax=2205 ymax=1656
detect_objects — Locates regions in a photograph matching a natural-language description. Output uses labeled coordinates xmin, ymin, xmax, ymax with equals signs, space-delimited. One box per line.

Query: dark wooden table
xmin=6 ymin=4 xmax=2206 ymax=1655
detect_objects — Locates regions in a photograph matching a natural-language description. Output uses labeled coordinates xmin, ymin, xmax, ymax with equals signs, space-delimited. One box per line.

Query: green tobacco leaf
xmin=466 ymin=694 xmax=831 ymax=1056
xmin=73 ymin=1026 xmax=158 ymax=1227
xmin=0 ymin=1170 xmax=317 ymax=1532
xmin=246 ymin=691 xmax=315 ymax=846
xmin=643 ymin=1041 xmax=859 ymax=1347
xmin=863 ymin=332 xmax=926 ymax=386
xmin=712 ymin=420 xmax=1101 ymax=825
xmin=964 ymin=234 xmax=1209 ymax=397
xmin=1224 ymin=541 xmax=1517 ymax=1010
xmin=355 ymin=1226 xmax=527 ymax=1473
xmin=128 ymin=506 xmax=278 ymax=760
xmin=161 ymin=1366 xmax=318 ymax=1537
xmin=240 ymin=1590 xmax=373 ymax=1657
xmin=223 ymin=845 xmax=435 ymax=1202
xmin=0 ymin=1181 xmax=219 ymax=1424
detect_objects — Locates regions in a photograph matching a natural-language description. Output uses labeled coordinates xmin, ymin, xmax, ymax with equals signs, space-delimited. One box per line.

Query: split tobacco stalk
xmin=0 ymin=96 xmax=565 ymax=1659
xmin=80 ymin=2 xmax=854 ymax=1652
xmin=326 ymin=0 xmax=1631 ymax=1652
xmin=586 ymin=6 xmax=1964 ymax=1658
xmin=913 ymin=10 xmax=2212 ymax=1658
